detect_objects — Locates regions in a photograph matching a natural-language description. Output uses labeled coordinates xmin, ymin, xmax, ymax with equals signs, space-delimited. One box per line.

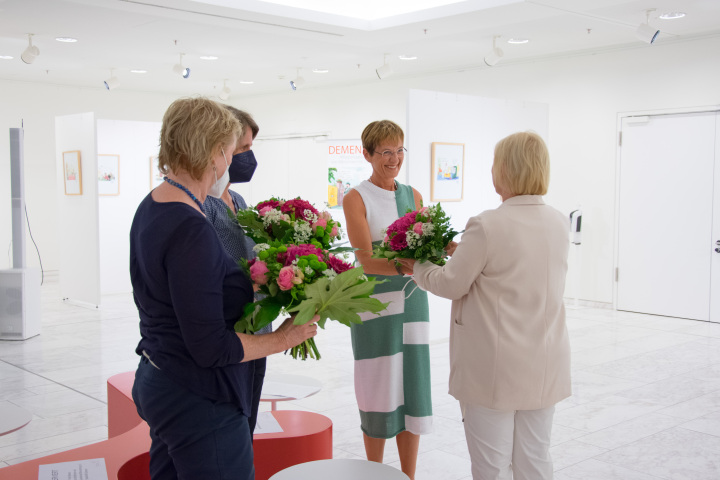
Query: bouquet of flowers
xmin=235 ymin=197 xmax=350 ymax=253
xmin=372 ymin=204 xmax=459 ymax=266
xmin=236 ymin=242 xmax=388 ymax=360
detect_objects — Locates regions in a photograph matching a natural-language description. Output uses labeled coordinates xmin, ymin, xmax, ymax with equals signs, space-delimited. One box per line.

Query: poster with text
xmin=326 ymin=139 xmax=369 ymax=209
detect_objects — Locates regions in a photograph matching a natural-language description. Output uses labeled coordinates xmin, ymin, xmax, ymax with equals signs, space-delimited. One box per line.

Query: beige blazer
xmin=414 ymin=195 xmax=571 ymax=411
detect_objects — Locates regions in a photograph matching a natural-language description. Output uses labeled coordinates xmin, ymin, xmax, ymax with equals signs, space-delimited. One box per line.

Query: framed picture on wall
xmin=431 ymin=142 xmax=464 ymax=202
xmin=98 ymin=154 xmax=120 ymax=196
xmin=62 ymin=150 xmax=83 ymax=195
xmin=149 ymin=155 xmax=163 ymax=190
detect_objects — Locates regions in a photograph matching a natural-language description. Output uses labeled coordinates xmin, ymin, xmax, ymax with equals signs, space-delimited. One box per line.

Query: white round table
xmin=260 ymin=374 xmax=322 ymax=410
xmin=0 ymin=401 xmax=33 ymax=435
xmin=269 ymin=459 xmax=410 ymax=480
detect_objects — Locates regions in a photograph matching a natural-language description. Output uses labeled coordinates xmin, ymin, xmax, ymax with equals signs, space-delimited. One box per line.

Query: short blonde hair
xmin=361 ymin=120 xmax=404 ymax=154
xmin=492 ymin=131 xmax=550 ymax=196
xmin=158 ymin=97 xmax=242 ymax=180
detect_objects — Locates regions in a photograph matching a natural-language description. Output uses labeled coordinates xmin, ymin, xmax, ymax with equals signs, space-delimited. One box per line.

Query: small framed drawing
xmin=98 ymin=154 xmax=120 ymax=196
xmin=149 ymin=155 xmax=163 ymax=190
xmin=63 ymin=150 xmax=83 ymax=195
xmin=431 ymin=142 xmax=464 ymax=202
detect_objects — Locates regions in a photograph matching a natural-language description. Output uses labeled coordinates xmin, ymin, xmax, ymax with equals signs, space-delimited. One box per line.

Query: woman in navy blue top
xmin=130 ymin=97 xmax=318 ymax=480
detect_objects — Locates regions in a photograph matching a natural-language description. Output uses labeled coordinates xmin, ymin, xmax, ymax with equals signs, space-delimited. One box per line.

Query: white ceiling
xmin=0 ymin=0 xmax=718 ymax=98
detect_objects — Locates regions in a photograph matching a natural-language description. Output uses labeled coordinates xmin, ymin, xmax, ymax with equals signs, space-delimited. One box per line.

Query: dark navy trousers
xmin=132 ymin=358 xmax=255 ymax=480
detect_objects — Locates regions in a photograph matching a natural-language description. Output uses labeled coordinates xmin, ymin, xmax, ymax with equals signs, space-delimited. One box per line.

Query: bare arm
xmin=344 ymin=189 xmax=405 ymax=276
xmin=237 ymin=314 xmax=318 ymax=362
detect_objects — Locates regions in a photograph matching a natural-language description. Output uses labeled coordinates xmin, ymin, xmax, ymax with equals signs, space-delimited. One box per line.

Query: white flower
xmin=304 ymin=210 xmax=318 ymax=224
xmin=305 ymin=266 xmax=314 ymax=275
xmin=406 ymin=231 xmax=422 ymax=249
xmin=262 ymin=208 xmax=286 ymax=227
xmin=421 ymin=223 xmax=435 ymax=237
xmin=252 ymin=243 xmax=270 ymax=253
xmin=322 ymin=269 xmax=337 ymax=280
xmin=293 ymin=222 xmax=313 ymax=243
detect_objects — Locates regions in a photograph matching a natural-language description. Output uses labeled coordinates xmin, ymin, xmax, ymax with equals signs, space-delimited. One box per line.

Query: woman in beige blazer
xmin=400 ymin=131 xmax=570 ymax=480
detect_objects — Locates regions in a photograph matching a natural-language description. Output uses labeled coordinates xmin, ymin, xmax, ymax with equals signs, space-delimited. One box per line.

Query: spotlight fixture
xmin=104 ymin=69 xmax=120 ymax=90
xmin=636 ymin=9 xmax=660 ymax=44
xmin=173 ymin=53 xmax=191 ymax=78
xmin=290 ymin=68 xmax=305 ymax=90
xmin=21 ymin=34 xmax=39 ymax=64
xmin=484 ymin=35 xmax=504 ymax=67
xmin=376 ymin=54 xmax=393 ymax=79
xmin=219 ymin=80 xmax=231 ymax=100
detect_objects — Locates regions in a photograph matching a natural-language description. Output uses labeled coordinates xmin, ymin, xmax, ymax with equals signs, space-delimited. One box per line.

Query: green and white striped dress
xmin=350 ymin=180 xmax=433 ymax=438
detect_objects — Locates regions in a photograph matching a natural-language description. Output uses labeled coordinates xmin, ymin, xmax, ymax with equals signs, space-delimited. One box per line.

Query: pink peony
xmin=327 ymin=254 xmax=353 ymax=273
xmin=389 ymin=231 xmax=408 ymax=251
xmin=249 ymin=260 xmax=269 ymax=285
xmin=277 ymin=266 xmax=295 ymax=291
xmin=311 ymin=218 xmax=327 ymax=232
xmin=413 ymin=222 xmax=424 ymax=235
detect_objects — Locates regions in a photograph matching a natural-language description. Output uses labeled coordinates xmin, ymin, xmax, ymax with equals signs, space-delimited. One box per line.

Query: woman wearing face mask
xmin=204 ymin=106 xmax=270 ymax=436
xmin=130 ymin=97 xmax=318 ymax=479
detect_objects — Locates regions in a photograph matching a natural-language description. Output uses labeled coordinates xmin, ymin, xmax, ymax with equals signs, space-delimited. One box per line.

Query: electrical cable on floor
xmin=24 ymin=203 xmax=44 ymax=285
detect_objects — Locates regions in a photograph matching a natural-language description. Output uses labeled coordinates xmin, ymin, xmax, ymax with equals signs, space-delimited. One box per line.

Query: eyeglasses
xmin=374 ymin=147 xmax=407 ymax=160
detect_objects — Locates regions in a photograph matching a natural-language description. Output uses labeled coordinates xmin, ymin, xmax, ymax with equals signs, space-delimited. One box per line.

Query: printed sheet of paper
xmin=254 ymin=411 xmax=283 ymax=434
xmin=38 ymin=458 xmax=108 ymax=480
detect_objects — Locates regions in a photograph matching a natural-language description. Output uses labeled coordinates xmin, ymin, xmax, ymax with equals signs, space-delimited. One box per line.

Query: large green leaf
xmin=234 ymin=209 xmax=272 ymax=244
xmin=287 ymin=267 xmax=389 ymax=328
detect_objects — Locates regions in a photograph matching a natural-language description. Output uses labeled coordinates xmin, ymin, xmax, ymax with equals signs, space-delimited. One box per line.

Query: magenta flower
xmin=249 ymin=260 xmax=269 ymax=285
xmin=389 ymin=231 xmax=408 ymax=251
xmin=277 ymin=266 xmax=295 ymax=291
xmin=282 ymin=244 xmax=325 ymax=265
xmin=281 ymin=199 xmax=319 ymax=221
xmin=256 ymin=199 xmax=281 ymax=211
xmin=326 ymin=254 xmax=353 ymax=273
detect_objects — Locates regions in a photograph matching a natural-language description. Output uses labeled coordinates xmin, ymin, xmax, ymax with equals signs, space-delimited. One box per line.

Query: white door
xmin=712 ymin=117 xmax=720 ymax=322
xmin=617 ymin=112 xmax=718 ymax=321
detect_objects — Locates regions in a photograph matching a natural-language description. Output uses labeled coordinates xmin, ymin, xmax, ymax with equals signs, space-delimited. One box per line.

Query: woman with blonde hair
xmin=400 ymin=131 xmax=570 ymax=480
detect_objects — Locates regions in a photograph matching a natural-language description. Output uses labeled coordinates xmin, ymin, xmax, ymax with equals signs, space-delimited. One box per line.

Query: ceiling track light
xmin=376 ymin=53 xmax=393 ymax=80
xmin=21 ymin=34 xmax=39 ymax=64
xmin=636 ymin=8 xmax=660 ymax=44
xmin=484 ymin=35 xmax=504 ymax=67
xmin=219 ymin=79 xmax=231 ymax=100
xmin=104 ymin=68 xmax=120 ymax=90
xmin=173 ymin=53 xmax=191 ymax=78
xmin=290 ymin=68 xmax=305 ymax=90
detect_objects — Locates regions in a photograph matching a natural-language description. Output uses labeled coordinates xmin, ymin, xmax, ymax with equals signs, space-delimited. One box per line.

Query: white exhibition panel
xmin=96 ymin=119 xmax=161 ymax=295
xmin=55 ymin=112 xmax=101 ymax=307
xmin=406 ymin=89 xmax=549 ymax=341
xmin=617 ymin=112 xmax=717 ymax=321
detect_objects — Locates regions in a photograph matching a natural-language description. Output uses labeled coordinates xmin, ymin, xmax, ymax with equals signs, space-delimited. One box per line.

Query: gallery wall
xmin=1 ymin=34 xmax=718 ymax=307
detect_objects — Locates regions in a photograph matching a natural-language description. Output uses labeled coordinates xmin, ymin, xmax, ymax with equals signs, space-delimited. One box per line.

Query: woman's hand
xmin=397 ymin=258 xmax=416 ymax=274
xmin=276 ymin=314 xmax=319 ymax=350
xmin=445 ymin=241 xmax=458 ymax=257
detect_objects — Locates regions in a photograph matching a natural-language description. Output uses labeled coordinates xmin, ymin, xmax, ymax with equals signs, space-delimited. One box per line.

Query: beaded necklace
xmin=163 ymin=176 xmax=204 ymax=213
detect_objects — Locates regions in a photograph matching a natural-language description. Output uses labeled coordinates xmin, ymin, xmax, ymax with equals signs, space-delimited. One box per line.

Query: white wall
xmin=1 ymin=35 xmax=718 ymax=305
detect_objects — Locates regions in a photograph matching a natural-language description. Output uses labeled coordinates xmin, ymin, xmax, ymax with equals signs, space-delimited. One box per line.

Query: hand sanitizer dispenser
xmin=569 ymin=209 xmax=582 ymax=245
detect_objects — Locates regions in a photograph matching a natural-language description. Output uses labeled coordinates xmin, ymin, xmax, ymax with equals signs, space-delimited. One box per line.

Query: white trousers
xmin=461 ymin=402 xmax=555 ymax=480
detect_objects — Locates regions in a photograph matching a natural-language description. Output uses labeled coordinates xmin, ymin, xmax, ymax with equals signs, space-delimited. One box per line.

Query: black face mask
xmin=228 ymin=150 xmax=257 ymax=183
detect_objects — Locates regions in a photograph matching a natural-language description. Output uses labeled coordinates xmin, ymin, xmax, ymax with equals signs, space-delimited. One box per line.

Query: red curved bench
xmin=0 ymin=371 xmax=332 ymax=480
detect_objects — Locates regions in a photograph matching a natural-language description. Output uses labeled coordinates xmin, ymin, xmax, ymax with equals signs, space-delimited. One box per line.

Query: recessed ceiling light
xmin=0 ymin=55 xmax=13 ymax=60
xmin=55 ymin=37 xmax=78 ymax=43
xmin=239 ymin=80 xmax=254 ymax=84
xmin=507 ymin=38 xmax=529 ymax=44
xmin=200 ymin=55 xmax=219 ymax=60
xmin=312 ymin=68 xmax=329 ymax=73
xmin=398 ymin=55 xmax=417 ymax=60
xmin=659 ymin=11 xmax=686 ymax=20
xmin=130 ymin=69 xmax=148 ymax=74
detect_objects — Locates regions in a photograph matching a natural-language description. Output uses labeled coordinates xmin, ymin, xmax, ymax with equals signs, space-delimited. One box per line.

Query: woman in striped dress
xmin=342 ymin=120 xmax=432 ymax=480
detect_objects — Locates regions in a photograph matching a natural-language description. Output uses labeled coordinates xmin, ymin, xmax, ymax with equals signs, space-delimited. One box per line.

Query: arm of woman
xmin=412 ymin=216 xmax=487 ymax=300
xmin=236 ymin=315 xmax=318 ymax=362
xmin=343 ymin=189 xmax=404 ymax=276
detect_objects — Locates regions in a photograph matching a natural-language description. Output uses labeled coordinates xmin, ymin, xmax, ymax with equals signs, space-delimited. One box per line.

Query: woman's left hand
xmin=397 ymin=258 xmax=416 ymax=274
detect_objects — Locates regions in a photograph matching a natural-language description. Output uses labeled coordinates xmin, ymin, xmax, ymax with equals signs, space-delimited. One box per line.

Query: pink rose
xmin=330 ymin=225 xmax=339 ymax=237
xmin=249 ymin=260 xmax=269 ymax=285
xmin=418 ymin=206 xmax=429 ymax=217
xmin=311 ymin=218 xmax=327 ymax=232
xmin=277 ymin=266 xmax=295 ymax=291
xmin=413 ymin=222 xmax=424 ymax=235
xmin=319 ymin=211 xmax=333 ymax=221
xmin=258 ymin=206 xmax=272 ymax=216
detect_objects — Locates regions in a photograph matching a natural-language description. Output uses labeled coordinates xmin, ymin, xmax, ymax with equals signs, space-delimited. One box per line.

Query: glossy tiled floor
xmin=2 ymin=277 xmax=720 ymax=479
